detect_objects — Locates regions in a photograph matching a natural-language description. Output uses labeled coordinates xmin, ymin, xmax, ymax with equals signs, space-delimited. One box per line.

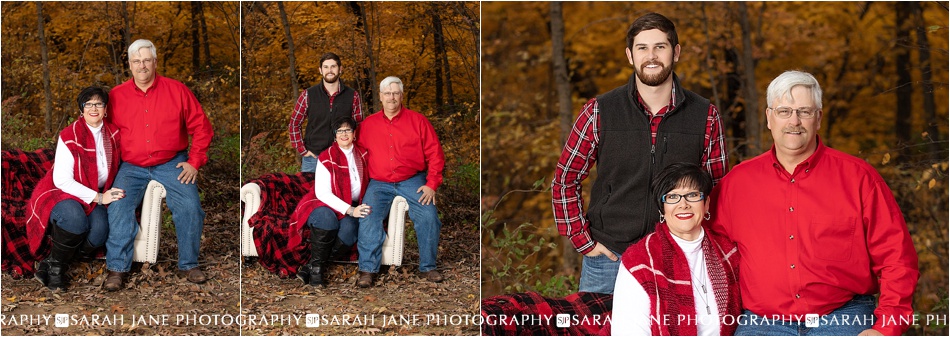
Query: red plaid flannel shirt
xmin=288 ymin=86 xmax=364 ymax=155
xmin=552 ymin=90 xmax=728 ymax=254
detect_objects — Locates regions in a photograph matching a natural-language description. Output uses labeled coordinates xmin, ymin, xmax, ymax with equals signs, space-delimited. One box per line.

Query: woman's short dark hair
xmin=651 ymin=162 xmax=713 ymax=213
xmin=77 ymin=86 xmax=109 ymax=113
xmin=331 ymin=116 xmax=357 ymax=132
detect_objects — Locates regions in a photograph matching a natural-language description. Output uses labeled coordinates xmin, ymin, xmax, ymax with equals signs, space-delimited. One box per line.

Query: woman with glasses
xmin=606 ymin=162 xmax=740 ymax=335
xmin=26 ymin=86 xmax=126 ymax=291
xmin=290 ymin=116 xmax=371 ymax=287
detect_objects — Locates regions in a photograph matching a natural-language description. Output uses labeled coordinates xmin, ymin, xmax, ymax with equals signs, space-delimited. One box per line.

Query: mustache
xmin=783 ymin=127 xmax=806 ymax=133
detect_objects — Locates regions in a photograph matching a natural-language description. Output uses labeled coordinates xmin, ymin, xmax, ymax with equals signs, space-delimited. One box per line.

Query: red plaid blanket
xmin=2 ymin=148 xmax=55 ymax=278
xmin=245 ymin=172 xmax=358 ymax=278
xmin=480 ymin=292 xmax=613 ymax=336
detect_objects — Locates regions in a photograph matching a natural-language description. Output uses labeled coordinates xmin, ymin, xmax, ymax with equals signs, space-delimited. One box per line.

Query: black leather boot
xmin=77 ymin=240 xmax=99 ymax=257
xmin=329 ymin=238 xmax=353 ymax=260
xmin=38 ymin=226 xmax=85 ymax=290
xmin=307 ymin=229 xmax=338 ymax=287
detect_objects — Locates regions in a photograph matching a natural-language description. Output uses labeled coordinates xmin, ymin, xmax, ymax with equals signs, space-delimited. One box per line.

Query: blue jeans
xmin=50 ymin=200 xmax=108 ymax=247
xmin=735 ymin=295 xmax=877 ymax=336
xmin=358 ymin=173 xmax=441 ymax=273
xmin=308 ymin=206 xmax=358 ymax=246
xmin=301 ymin=155 xmax=318 ymax=173
xmin=106 ymin=152 xmax=205 ymax=272
xmin=579 ymin=250 xmax=621 ymax=294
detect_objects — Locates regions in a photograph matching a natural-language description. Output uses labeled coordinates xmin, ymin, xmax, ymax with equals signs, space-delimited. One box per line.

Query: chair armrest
xmin=381 ymin=195 xmax=407 ymax=266
xmin=134 ymin=180 xmax=166 ymax=263
xmin=240 ymin=182 xmax=262 ymax=257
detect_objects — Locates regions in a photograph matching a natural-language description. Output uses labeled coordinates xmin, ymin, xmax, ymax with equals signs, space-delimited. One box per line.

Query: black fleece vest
xmin=304 ymin=83 xmax=356 ymax=154
xmin=588 ymin=73 xmax=710 ymax=254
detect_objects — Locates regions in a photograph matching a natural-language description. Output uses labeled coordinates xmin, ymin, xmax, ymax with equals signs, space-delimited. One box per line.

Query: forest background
xmin=241 ymin=2 xmax=480 ymax=335
xmin=1 ymin=2 xmax=241 ymax=335
xmin=481 ymin=2 xmax=948 ymax=335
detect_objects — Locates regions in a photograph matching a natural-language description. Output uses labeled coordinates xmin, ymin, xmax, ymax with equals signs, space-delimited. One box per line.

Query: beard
xmin=323 ymin=73 xmax=339 ymax=83
xmin=634 ymin=61 xmax=674 ymax=87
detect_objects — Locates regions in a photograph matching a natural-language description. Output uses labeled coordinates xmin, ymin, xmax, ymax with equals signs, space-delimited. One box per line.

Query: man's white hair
xmin=766 ymin=70 xmax=822 ymax=109
xmin=379 ymin=76 xmax=404 ymax=93
xmin=128 ymin=39 xmax=158 ymax=59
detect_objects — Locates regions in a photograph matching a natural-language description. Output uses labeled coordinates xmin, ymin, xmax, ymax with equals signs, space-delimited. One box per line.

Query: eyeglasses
xmin=335 ymin=128 xmax=354 ymax=135
xmin=770 ymin=106 xmax=819 ymax=119
xmin=130 ymin=58 xmax=155 ymax=66
xmin=660 ymin=192 xmax=706 ymax=204
xmin=83 ymin=102 xmax=105 ymax=109
xmin=381 ymin=91 xmax=402 ymax=97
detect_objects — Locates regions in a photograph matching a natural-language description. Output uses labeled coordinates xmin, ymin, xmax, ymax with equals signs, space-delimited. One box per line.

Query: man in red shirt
xmin=355 ymin=76 xmax=445 ymax=287
xmin=710 ymin=70 xmax=918 ymax=335
xmin=287 ymin=52 xmax=364 ymax=173
xmin=552 ymin=13 xmax=727 ymax=294
xmin=104 ymin=39 xmax=214 ymax=291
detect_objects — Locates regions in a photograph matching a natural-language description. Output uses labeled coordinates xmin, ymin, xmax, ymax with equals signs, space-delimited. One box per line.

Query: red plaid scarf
xmin=609 ymin=223 xmax=740 ymax=336
xmin=290 ymin=143 xmax=368 ymax=228
xmin=25 ymin=120 xmax=120 ymax=254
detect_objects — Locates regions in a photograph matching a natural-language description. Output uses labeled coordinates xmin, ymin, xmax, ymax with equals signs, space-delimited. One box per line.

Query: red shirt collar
xmin=768 ymin=136 xmax=827 ymax=177
xmin=133 ymin=74 xmax=162 ymax=94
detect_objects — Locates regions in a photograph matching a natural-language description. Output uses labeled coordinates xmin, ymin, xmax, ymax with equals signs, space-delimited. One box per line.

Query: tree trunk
xmin=358 ymin=2 xmax=379 ymax=112
xmin=277 ymin=1 xmax=299 ymax=97
xmin=701 ymin=4 xmax=723 ymax=116
xmin=191 ymin=1 xmax=201 ymax=75
xmin=121 ymin=1 xmax=132 ymax=48
xmin=430 ymin=5 xmax=444 ymax=115
xmin=36 ymin=2 xmax=53 ymax=134
xmin=240 ymin=1 xmax=255 ymax=147
xmin=910 ymin=2 xmax=940 ymax=161
xmin=198 ymin=1 xmax=212 ymax=70
xmin=894 ymin=2 xmax=913 ymax=161
xmin=549 ymin=1 xmax=580 ymax=274
xmin=738 ymin=2 xmax=760 ymax=157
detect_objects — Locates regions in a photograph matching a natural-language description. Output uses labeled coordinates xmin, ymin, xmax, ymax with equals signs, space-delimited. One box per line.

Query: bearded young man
xmin=551 ymin=12 xmax=728 ymax=294
xmin=288 ymin=52 xmax=365 ymax=173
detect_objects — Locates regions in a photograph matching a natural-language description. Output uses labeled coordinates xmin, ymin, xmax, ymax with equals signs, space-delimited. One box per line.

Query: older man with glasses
xmin=355 ymin=76 xmax=445 ymax=288
xmin=104 ymin=39 xmax=214 ymax=291
xmin=710 ymin=70 xmax=918 ymax=336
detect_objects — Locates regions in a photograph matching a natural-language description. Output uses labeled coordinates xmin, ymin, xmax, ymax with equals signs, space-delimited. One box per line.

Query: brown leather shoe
xmin=177 ymin=268 xmax=208 ymax=284
xmin=357 ymin=272 xmax=376 ymax=288
xmin=103 ymin=271 xmax=127 ymax=291
xmin=421 ymin=270 xmax=444 ymax=283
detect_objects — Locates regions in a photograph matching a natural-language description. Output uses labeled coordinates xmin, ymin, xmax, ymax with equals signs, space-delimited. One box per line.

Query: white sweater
xmin=52 ymin=123 xmax=108 ymax=203
xmin=611 ymin=229 xmax=721 ymax=336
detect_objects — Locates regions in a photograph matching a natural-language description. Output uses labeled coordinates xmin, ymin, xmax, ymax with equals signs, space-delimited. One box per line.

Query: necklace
xmin=692 ymin=244 xmax=712 ymax=315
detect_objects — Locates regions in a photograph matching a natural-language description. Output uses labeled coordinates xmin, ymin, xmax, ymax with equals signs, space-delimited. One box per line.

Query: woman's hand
xmin=350 ymin=204 xmax=372 ymax=218
xmin=100 ymin=188 xmax=126 ymax=205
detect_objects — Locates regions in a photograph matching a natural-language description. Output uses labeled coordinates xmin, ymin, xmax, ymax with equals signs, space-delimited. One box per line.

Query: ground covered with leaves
xmin=240 ymin=186 xmax=481 ymax=336
xmin=1 ymin=146 xmax=241 ymax=336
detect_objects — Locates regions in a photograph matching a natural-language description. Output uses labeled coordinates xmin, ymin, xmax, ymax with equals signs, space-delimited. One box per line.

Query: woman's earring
xmin=704 ymin=212 xmax=711 ymax=221
xmin=104 ymin=112 xmax=108 ymax=118
xmin=658 ymin=210 xmax=665 ymax=223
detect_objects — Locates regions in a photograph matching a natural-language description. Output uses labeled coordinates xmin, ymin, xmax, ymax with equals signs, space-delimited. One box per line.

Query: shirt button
xmin=791 ymin=179 xmax=795 ymax=183
xmin=790 ymin=264 xmax=796 ymax=269
xmin=789 ymin=235 xmax=794 ymax=240
xmin=796 ymin=294 xmax=801 ymax=299
xmin=789 ymin=207 xmax=794 ymax=212
xmin=805 ymin=169 xmax=810 ymax=173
